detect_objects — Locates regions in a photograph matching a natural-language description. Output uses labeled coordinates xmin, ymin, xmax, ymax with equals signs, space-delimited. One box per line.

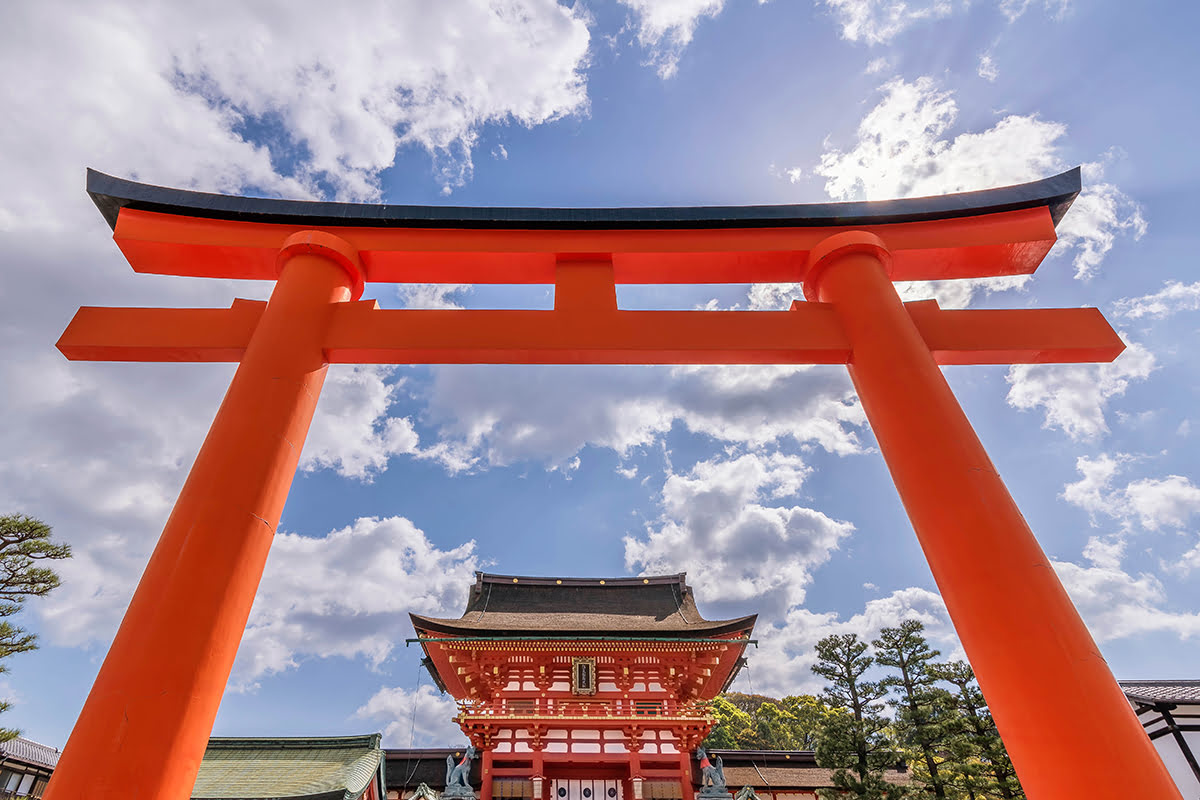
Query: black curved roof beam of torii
xmin=86 ymin=167 xmax=1081 ymax=231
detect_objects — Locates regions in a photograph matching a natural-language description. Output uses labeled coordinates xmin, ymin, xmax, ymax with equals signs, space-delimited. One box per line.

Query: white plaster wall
xmin=1153 ymin=731 xmax=1200 ymax=799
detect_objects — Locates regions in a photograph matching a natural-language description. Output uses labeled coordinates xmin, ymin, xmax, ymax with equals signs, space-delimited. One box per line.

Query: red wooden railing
xmin=458 ymin=697 xmax=709 ymax=719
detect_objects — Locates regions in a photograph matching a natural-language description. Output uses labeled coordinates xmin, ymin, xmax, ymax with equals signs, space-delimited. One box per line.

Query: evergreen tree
xmin=811 ymin=633 xmax=903 ymax=800
xmin=705 ymin=693 xmax=835 ymax=751
xmin=779 ymin=694 xmax=836 ymax=750
xmin=874 ymin=621 xmax=962 ymax=799
xmin=705 ymin=696 xmax=756 ymax=749
xmin=0 ymin=514 xmax=72 ymax=741
xmin=930 ymin=661 xmax=1023 ymax=800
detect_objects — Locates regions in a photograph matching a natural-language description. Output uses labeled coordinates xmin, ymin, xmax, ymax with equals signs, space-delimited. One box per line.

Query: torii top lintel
xmin=87 ymin=167 xmax=1080 ymax=286
xmin=61 ymin=167 xmax=1124 ymax=367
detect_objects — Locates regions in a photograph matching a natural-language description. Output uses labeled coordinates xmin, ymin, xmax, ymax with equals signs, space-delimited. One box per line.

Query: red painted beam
xmin=110 ymin=205 xmax=1058 ymax=284
xmin=56 ymin=299 xmax=267 ymax=362
xmin=56 ymin=299 xmax=1125 ymax=366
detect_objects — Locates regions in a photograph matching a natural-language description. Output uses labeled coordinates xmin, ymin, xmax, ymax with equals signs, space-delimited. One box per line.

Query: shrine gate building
xmin=411 ymin=573 xmax=756 ymax=800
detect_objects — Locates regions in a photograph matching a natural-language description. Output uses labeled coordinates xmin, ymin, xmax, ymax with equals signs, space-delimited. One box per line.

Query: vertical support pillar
xmin=627 ymin=744 xmax=641 ymax=800
xmin=803 ymin=231 xmax=1182 ymax=800
xmin=678 ymin=750 xmax=695 ymax=800
xmin=44 ymin=231 xmax=364 ymax=800
xmin=481 ymin=748 xmax=495 ymax=800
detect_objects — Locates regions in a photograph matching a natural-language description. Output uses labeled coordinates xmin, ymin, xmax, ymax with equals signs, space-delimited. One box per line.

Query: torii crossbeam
xmin=46 ymin=169 xmax=1180 ymax=800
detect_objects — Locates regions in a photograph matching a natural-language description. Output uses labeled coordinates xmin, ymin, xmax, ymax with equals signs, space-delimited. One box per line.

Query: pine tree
xmin=811 ymin=633 xmax=903 ymax=800
xmin=930 ymin=661 xmax=1023 ymax=800
xmin=874 ymin=620 xmax=963 ymax=799
xmin=0 ymin=514 xmax=72 ymax=741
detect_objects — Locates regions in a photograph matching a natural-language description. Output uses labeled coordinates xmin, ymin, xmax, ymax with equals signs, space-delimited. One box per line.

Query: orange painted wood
xmin=810 ymin=232 xmax=1182 ymax=800
xmin=43 ymin=244 xmax=361 ymax=800
xmin=55 ymin=300 xmax=1124 ymax=366
xmin=110 ymin=205 xmax=1057 ymax=284
xmin=903 ymin=300 xmax=1127 ymax=365
xmin=56 ymin=299 xmax=267 ymax=362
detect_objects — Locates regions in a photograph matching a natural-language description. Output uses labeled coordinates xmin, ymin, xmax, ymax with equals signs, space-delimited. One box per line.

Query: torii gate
xmin=47 ymin=168 xmax=1179 ymax=800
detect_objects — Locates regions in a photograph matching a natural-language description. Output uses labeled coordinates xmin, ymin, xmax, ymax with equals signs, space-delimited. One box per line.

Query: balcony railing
xmin=457 ymin=697 xmax=710 ymax=719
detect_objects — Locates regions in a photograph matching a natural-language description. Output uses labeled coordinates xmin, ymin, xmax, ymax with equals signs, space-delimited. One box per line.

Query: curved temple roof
xmin=410 ymin=572 xmax=756 ymax=639
xmin=87 ymin=168 xmax=1080 ymax=232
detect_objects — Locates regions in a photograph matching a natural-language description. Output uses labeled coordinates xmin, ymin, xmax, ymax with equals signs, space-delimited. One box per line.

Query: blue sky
xmin=2 ymin=0 xmax=1199 ymax=751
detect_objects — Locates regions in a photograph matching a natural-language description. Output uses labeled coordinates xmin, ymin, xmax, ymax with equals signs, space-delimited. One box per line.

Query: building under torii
xmin=411 ymin=572 xmax=755 ymax=800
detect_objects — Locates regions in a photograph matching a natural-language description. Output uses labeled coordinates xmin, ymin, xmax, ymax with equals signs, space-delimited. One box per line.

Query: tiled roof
xmin=1119 ymin=680 xmax=1200 ymax=705
xmin=411 ymin=573 xmax=755 ymax=638
xmin=192 ymin=735 xmax=383 ymax=800
xmin=699 ymin=751 xmax=911 ymax=790
xmin=0 ymin=737 xmax=60 ymax=770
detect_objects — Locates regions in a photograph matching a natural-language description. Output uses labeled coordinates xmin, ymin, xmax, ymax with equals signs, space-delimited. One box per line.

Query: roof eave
xmin=86 ymin=168 xmax=1082 ymax=233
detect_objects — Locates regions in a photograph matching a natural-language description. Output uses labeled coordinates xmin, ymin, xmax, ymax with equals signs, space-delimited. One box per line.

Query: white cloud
xmin=978 ymin=53 xmax=999 ymax=81
xmin=821 ymin=0 xmax=957 ymax=44
xmin=1061 ymin=456 xmax=1200 ymax=572
xmin=1063 ymin=454 xmax=1200 ymax=533
xmin=1061 ymin=454 xmax=1126 ymax=520
xmin=813 ymin=77 xmax=1146 ymax=283
xmin=300 ymin=367 xmax=422 ymax=481
xmin=2 ymin=2 xmax=591 ymax=222
xmin=617 ymin=0 xmax=728 ymax=78
xmin=1053 ymin=544 xmax=1200 ymax=643
xmin=864 ymin=56 xmax=891 ymax=74
xmin=737 ymin=587 xmax=954 ymax=696
xmin=232 ymin=516 xmax=479 ymax=689
xmin=822 ymin=0 xmax=1068 ymax=43
xmin=1126 ymin=476 xmax=1200 ymax=531
xmin=1059 ymin=160 xmax=1148 ymax=280
xmin=1114 ymin=280 xmax=1200 ymax=319
xmin=999 ymin=0 xmax=1070 ymax=22
xmin=1005 ymin=340 xmax=1155 ymax=440
xmin=397 ymin=285 xmax=472 ymax=311
xmin=418 ymin=364 xmax=865 ymax=470
xmin=624 ymin=452 xmax=853 ymax=618
xmin=356 ymin=684 xmax=464 ymax=748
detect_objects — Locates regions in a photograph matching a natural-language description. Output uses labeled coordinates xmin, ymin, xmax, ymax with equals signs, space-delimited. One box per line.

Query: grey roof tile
xmin=1119 ymin=680 xmax=1200 ymax=704
xmin=0 ymin=737 xmax=60 ymax=770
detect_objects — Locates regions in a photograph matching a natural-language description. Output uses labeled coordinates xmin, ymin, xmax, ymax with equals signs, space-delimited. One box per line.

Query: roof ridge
xmin=206 ymin=734 xmax=382 ymax=749
xmin=475 ymin=572 xmax=687 ymax=587
xmin=3 ymin=735 xmax=60 ymax=750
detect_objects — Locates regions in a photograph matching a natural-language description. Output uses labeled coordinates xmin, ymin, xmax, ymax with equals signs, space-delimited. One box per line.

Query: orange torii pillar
xmin=46 ymin=168 xmax=1181 ymax=800
xmin=46 ymin=231 xmax=364 ymax=800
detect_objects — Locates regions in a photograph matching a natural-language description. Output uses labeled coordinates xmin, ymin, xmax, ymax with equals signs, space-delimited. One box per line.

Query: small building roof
xmin=410 ymin=573 xmax=755 ymax=639
xmin=192 ymin=735 xmax=385 ymax=800
xmin=1119 ymin=680 xmax=1200 ymax=705
xmin=697 ymin=750 xmax=911 ymax=791
xmin=0 ymin=736 xmax=61 ymax=771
